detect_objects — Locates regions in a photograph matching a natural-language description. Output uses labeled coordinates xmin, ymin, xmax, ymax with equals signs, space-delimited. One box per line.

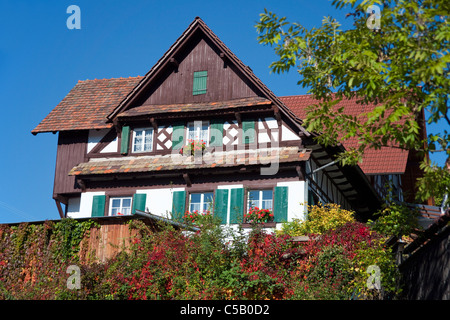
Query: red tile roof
xmin=31 ymin=75 xmax=409 ymax=175
xmin=32 ymin=77 xmax=143 ymax=134
xmin=279 ymin=95 xmax=409 ymax=175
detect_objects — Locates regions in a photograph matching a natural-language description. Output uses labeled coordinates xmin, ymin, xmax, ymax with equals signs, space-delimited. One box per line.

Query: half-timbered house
xmin=32 ymin=17 xmax=420 ymax=229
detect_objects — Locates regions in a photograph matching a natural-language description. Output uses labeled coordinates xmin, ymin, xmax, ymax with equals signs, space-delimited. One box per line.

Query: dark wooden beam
xmin=219 ymin=52 xmax=228 ymax=68
xmin=273 ymin=105 xmax=282 ymax=126
xmin=314 ymin=155 xmax=333 ymax=161
xmin=55 ymin=200 xmax=65 ymax=219
xmin=112 ymin=118 xmax=121 ymax=135
xmin=340 ymin=186 xmax=356 ymax=193
xmin=325 ymin=168 xmax=343 ymax=174
xmin=88 ymin=128 xmax=117 ymax=155
xmin=335 ymin=181 xmax=352 ymax=186
xmin=76 ymin=178 xmax=86 ymax=192
xmin=234 ymin=112 xmax=242 ymax=125
xmin=183 ymin=173 xmax=192 ymax=187
xmin=169 ymin=58 xmax=179 ymax=72
xmin=150 ymin=117 xmax=158 ymax=131
xmin=295 ymin=165 xmax=305 ymax=180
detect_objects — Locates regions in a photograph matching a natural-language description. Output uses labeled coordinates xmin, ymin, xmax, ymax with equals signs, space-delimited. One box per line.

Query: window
xmin=189 ymin=192 xmax=214 ymax=213
xmin=248 ymin=190 xmax=273 ymax=211
xmin=109 ymin=197 xmax=132 ymax=216
xmin=187 ymin=121 xmax=209 ymax=146
xmin=193 ymin=71 xmax=207 ymax=95
xmin=132 ymin=128 xmax=153 ymax=153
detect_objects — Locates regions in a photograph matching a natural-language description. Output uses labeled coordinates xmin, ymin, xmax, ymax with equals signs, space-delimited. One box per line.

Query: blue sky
xmin=0 ymin=0 xmax=447 ymax=223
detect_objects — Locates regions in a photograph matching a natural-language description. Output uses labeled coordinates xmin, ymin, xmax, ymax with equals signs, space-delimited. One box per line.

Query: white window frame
xmin=109 ymin=196 xmax=133 ymax=216
xmin=186 ymin=121 xmax=210 ymax=147
xmin=132 ymin=128 xmax=154 ymax=153
xmin=247 ymin=189 xmax=273 ymax=212
xmin=189 ymin=192 xmax=214 ymax=213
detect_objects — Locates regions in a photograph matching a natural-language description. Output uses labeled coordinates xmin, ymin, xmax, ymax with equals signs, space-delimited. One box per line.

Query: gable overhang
xmin=115 ymin=97 xmax=274 ymax=122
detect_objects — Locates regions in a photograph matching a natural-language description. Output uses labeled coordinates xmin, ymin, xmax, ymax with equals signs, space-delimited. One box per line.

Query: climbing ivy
xmin=0 ymin=218 xmax=99 ymax=299
xmin=0 ymin=210 xmax=401 ymax=300
xmin=51 ymin=218 xmax=99 ymax=262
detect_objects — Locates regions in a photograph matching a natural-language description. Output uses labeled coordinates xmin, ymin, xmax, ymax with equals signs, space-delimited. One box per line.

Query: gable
xmin=137 ymin=35 xmax=261 ymax=106
xmin=107 ymin=17 xmax=307 ymax=137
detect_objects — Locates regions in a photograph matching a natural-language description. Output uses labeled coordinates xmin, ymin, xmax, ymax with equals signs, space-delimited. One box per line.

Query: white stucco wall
xmin=281 ymin=124 xmax=301 ymax=141
xmin=136 ymin=187 xmax=185 ymax=218
xmin=67 ymin=191 xmax=106 ymax=218
xmin=67 ymin=181 xmax=305 ymax=231
xmin=87 ymin=129 xmax=118 ymax=154
xmin=66 ymin=196 xmax=81 ymax=218
xmin=101 ymin=138 xmax=118 ymax=153
xmin=87 ymin=129 xmax=107 ymax=153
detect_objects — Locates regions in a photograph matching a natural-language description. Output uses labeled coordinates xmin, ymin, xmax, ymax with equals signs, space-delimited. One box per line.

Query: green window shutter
xmin=209 ymin=119 xmax=223 ymax=147
xmin=229 ymin=188 xmax=244 ymax=224
xmin=91 ymin=195 xmax=106 ymax=217
xmin=171 ymin=122 xmax=185 ymax=151
xmin=214 ymin=189 xmax=229 ymax=224
xmin=132 ymin=193 xmax=147 ymax=214
xmin=120 ymin=126 xmax=130 ymax=155
xmin=172 ymin=190 xmax=186 ymax=221
xmin=242 ymin=120 xmax=255 ymax=144
xmin=273 ymin=186 xmax=288 ymax=222
xmin=193 ymin=71 xmax=207 ymax=95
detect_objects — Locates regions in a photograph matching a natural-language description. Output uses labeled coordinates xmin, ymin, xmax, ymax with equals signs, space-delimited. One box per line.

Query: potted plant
xmin=183 ymin=210 xmax=213 ymax=226
xmin=180 ymin=139 xmax=206 ymax=156
xmin=243 ymin=207 xmax=274 ymax=225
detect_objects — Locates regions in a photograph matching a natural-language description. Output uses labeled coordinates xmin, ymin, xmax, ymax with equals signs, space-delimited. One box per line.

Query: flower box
xmin=243 ymin=207 xmax=274 ymax=225
xmin=241 ymin=222 xmax=277 ymax=229
xmin=183 ymin=210 xmax=212 ymax=226
xmin=180 ymin=139 xmax=206 ymax=156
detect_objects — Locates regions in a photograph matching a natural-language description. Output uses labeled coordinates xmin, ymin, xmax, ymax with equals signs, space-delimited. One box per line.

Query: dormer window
xmin=132 ymin=128 xmax=153 ymax=153
xmin=193 ymin=71 xmax=207 ymax=95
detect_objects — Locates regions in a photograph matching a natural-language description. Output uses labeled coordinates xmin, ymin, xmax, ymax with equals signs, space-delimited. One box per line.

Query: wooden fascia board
xmin=115 ymin=104 xmax=274 ymax=123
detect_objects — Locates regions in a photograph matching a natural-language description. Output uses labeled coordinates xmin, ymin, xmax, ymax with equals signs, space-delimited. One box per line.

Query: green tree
xmin=256 ymin=0 xmax=450 ymax=205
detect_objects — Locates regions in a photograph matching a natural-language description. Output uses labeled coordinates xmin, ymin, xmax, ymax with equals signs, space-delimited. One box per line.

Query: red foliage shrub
xmin=0 ymin=219 xmax=398 ymax=300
